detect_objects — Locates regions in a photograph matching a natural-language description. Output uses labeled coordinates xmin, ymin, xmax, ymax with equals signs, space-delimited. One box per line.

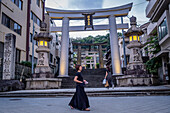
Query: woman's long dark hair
xmin=106 ymin=65 xmax=111 ymax=72
xmin=75 ymin=65 xmax=81 ymax=71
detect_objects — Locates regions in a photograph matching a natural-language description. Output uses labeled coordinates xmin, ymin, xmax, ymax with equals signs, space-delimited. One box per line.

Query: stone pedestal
xmin=3 ymin=33 xmax=16 ymax=80
xmin=26 ymin=78 xmax=62 ymax=89
xmin=116 ymin=74 xmax=160 ymax=87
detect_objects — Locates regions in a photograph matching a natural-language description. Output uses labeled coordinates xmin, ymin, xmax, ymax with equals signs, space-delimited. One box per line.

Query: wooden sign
xmin=83 ymin=13 xmax=94 ymax=30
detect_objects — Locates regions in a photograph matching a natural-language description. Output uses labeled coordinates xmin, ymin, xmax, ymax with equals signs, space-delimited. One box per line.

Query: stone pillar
xmin=109 ymin=15 xmax=122 ymax=75
xmin=59 ymin=17 xmax=69 ymax=77
xmin=94 ymin=54 xmax=97 ymax=69
xmin=77 ymin=45 xmax=81 ymax=65
xmin=90 ymin=60 xmax=92 ymax=69
xmin=98 ymin=45 xmax=104 ymax=68
xmin=3 ymin=33 xmax=16 ymax=80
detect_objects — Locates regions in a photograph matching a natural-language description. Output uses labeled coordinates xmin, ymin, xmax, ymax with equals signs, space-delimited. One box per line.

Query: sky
xmin=45 ymin=0 xmax=149 ymax=38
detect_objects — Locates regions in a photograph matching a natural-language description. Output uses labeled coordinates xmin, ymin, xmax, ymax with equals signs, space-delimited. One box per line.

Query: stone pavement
xmin=0 ymin=96 xmax=170 ymax=113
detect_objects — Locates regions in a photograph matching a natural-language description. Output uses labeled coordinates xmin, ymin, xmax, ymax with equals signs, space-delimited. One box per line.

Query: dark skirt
xmin=107 ymin=77 xmax=113 ymax=87
xmin=69 ymin=85 xmax=90 ymax=110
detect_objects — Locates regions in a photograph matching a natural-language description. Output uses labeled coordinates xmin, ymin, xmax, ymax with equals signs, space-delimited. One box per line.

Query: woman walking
xmin=69 ymin=65 xmax=90 ymax=111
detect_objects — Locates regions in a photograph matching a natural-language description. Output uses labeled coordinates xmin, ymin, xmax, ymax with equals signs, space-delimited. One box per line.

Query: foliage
xmin=73 ymin=60 xmax=77 ymax=65
xmin=96 ymin=63 xmax=99 ymax=68
xmin=145 ymin=57 xmax=162 ymax=75
xmin=20 ymin=61 xmax=36 ymax=68
xmin=144 ymin=34 xmax=161 ymax=74
xmin=86 ymin=57 xmax=92 ymax=59
xmin=71 ymin=32 xmax=122 ymax=49
xmin=145 ymin=36 xmax=161 ymax=55
xmin=20 ymin=61 xmax=32 ymax=67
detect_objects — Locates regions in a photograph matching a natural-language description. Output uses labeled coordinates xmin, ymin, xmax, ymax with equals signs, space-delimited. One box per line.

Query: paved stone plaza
xmin=0 ymin=96 xmax=170 ymax=113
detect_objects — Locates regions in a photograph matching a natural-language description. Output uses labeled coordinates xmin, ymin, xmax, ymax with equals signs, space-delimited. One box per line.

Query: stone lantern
xmin=116 ymin=16 xmax=158 ymax=87
xmin=124 ymin=16 xmax=144 ymax=70
xmin=33 ymin=22 xmax=54 ymax=78
xmin=26 ymin=22 xmax=62 ymax=89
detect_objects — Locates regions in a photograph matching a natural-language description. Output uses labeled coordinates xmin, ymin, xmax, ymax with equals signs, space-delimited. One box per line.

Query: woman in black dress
xmin=69 ymin=65 xmax=90 ymax=111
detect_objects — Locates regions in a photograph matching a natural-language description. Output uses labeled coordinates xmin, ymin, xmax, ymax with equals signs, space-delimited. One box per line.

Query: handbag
xmin=102 ymin=78 xmax=106 ymax=84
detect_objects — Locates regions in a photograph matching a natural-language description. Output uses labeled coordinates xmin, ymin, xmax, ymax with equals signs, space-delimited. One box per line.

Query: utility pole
xmin=32 ymin=17 xmax=35 ymax=74
xmin=121 ymin=17 xmax=127 ymax=67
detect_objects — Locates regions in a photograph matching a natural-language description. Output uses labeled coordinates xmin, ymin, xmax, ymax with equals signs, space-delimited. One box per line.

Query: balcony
xmin=146 ymin=0 xmax=170 ymax=22
xmin=146 ymin=0 xmax=159 ymax=18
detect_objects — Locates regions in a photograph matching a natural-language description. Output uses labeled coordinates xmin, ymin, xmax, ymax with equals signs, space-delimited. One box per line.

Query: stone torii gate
xmin=46 ymin=3 xmax=133 ymax=77
xmin=73 ymin=42 xmax=108 ymax=68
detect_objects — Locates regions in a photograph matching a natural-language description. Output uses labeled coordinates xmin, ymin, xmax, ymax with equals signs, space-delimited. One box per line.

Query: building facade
xmin=0 ymin=0 xmax=45 ymax=79
xmin=145 ymin=0 xmax=170 ymax=83
xmin=118 ymin=36 xmax=130 ymax=68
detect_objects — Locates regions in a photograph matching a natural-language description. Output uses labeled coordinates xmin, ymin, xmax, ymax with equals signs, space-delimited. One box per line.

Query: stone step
xmin=68 ymin=68 xmax=106 ymax=76
xmin=1 ymin=88 xmax=170 ymax=97
xmin=59 ymin=74 xmax=105 ymax=88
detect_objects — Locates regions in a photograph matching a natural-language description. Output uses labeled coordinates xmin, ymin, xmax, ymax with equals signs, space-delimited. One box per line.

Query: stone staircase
xmin=1 ymin=86 xmax=170 ymax=97
xmin=59 ymin=68 xmax=106 ymax=88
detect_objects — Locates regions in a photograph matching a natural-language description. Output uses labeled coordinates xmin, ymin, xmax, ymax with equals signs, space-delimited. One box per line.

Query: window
xmin=88 ymin=53 xmax=93 ymax=55
xmin=37 ymin=18 xmax=40 ymax=26
xmin=50 ymin=53 xmax=53 ymax=63
xmin=34 ymin=32 xmax=38 ymax=46
xmin=30 ymin=33 xmax=33 ymax=42
xmin=14 ymin=23 xmax=18 ymax=32
xmin=40 ymin=41 xmax=43 ymax=46
xmin=31 ymin=11 xmax=41 ymax=26
xmin=133 ymin=36 xmax=137 ymax=41
xmin=30 ymin=11 xmax=33 ymax=20
xmin=1 ymin=13 xmax=22 ymax=35
xmin=15 ymin=49 xmax=21 ymax=63
xmin=36 ymin=0 xmax=40 ymax=7
xmin=19 ymin=0 xmax=23 ymax=10
xmin=29 ymin=55 xmax=38 ymax=64
xmin=44 ymin=41 xmax=47 ymax=46
xmin=129 ymin=36 xmax=132 ymax=41
xmin=159 ymin=18 xmax=168 ymax=40
xmin=35 ymin=41 xmax=38 ymax=46
xmin=11 ymin=0 xmax=23 ymax=10
xmin=10 ymin=20 xmax=14 ymax=30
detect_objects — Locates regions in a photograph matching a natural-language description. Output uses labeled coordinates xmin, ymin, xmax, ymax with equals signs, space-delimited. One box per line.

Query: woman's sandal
xmin=84 ymin=108 xmax=90 ymax=111
xmin=70 ymin=106 xmax=74 ymax=109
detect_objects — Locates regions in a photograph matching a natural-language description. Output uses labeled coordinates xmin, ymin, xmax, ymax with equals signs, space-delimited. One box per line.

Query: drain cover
xmin=9 ymin=99 xmax=22 ymax=101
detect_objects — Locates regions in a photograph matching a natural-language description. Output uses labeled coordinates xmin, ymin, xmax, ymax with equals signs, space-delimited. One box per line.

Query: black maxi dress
xmin=69 ymin=72 xmax=90 ymax=110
